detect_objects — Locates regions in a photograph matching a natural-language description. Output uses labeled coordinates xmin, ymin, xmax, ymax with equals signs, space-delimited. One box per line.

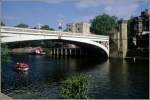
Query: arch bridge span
xmin=1 ymin=26 xmax=109 ymax=57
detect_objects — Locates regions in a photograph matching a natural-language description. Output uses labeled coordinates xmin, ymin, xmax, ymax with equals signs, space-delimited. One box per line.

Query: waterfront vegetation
xmin=60 ymin=73 xmax=89 ymax=99
xmin=1 ymin=44 xmax=11 ymax=64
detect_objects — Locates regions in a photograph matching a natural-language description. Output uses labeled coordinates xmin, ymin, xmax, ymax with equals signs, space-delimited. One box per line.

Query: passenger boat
xmin=35 ymin=49 xmax=46 ymax=55
xmin=31 ymin=48 xmax=46 ymax=55
xmin=15 ymin=62 xmax=29 ymax=71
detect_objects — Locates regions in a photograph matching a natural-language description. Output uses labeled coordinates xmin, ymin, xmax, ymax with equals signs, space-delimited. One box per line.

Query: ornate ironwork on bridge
xmin=98 ymin=41 xmax=109 ymax=50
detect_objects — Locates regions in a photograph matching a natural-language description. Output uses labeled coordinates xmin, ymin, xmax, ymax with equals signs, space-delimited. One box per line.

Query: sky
xmin=1 ymin=0 xmax=149 ymax=30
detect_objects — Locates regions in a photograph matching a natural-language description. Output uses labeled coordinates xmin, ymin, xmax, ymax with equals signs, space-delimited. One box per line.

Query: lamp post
xmin=58 ymin=20 xmax=63 ymax=39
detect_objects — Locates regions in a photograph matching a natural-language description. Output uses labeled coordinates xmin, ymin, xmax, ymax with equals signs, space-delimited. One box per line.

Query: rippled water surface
xmin=1 ymin=54 xmax=149 ymax=99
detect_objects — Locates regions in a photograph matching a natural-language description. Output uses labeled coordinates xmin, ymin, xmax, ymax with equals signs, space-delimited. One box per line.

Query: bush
xmin=1 ymin=44 xmax=11 ymax=64
xmin=60 ymin=73 xmax=89 ymax=99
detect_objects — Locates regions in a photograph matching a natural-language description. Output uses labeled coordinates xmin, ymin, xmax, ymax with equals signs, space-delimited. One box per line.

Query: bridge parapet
xmin=1 ymin=26 xmax=59 ymax=34
xmin=1 ymin=26 xmax=109 ymax=40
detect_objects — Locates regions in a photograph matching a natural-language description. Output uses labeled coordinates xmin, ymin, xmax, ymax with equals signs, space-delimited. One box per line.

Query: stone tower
xmin=109 ymin=20 xmax=128 ymax=58
xmin=118 ymin=20 xmax=128 ymax=58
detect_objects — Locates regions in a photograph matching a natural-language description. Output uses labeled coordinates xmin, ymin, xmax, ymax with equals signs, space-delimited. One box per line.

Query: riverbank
xmin=10 ymin=47 xmax=44 ymax=53
xmin=125 ymin=48 xmax=149 ymax=61
xmin=124 ymin=57 xmax=149 ymax=64
xmin=1 ymin=93 xmax=12 ymax=100
xmin=109 ymin=56 xmax=149 ymax=63
xmin=110 ymin=48 xmax=149 ymax=60
xmin=10 ymin=47 xmax=149 ymax=60
xmin=127 ymin=48 xmax=149 ymax=57
xmin=10 ymin=47 xmax=33 ymax=53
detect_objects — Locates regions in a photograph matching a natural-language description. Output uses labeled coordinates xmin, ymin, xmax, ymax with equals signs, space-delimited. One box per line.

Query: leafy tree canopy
xmin=90 ymin=13 xmax=118 ymax=35
xmin=1 ymin=21 xmax=5 ymax=26
xmin=41 ymin=25 xmax=55 ymax=31
xmin=1 ymin=44 xmax=11 ymax=64
xmin=15 ymin=23 xmax=29 ymax=28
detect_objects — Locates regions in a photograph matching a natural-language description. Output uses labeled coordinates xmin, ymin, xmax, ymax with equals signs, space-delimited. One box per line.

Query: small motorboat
xmin=15 ymin=62 xmax=30 ymax=71
xmin=40 ymin=51 xmax=46 ymax=55
xmin=35 ymin=49 xmax=46 ymax=55
xmin=31 ymin=48 xmax=46 ymax=55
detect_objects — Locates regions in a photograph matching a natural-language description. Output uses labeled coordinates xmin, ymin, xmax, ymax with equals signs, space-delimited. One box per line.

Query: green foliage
xmin=41 ymin=25 xmax=55 ymax=31
xmin=1 ymin=21 xmax=5 ymax=26
xmin=60 ymin=73 xmax=89 ymax=99
xmin=1 ymin=44 xmax=11 ymax=64
xmin=15 ymin=23 xmax=29 ymax=28
xmin=32 ymin=27 xmax=38 ymax=29
xmin=90 ymin=13 xmax=118 ymax=35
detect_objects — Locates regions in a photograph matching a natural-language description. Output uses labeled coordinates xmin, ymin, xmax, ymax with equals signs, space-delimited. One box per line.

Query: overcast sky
xmin=2 ymin=0 xmax=149 ymax=30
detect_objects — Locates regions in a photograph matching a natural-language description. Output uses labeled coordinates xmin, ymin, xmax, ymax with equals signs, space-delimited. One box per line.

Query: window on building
xmin=78 ymin=28 xmax=80 ymax=31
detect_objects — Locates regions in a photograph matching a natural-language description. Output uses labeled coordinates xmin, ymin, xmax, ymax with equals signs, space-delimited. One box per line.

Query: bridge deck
xmin=1 ymin=26 xmax=109 ymax=57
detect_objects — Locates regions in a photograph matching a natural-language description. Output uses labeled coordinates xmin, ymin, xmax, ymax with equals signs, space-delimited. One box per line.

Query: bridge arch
xmin=2 ymin=35 xmax=108 ymax=57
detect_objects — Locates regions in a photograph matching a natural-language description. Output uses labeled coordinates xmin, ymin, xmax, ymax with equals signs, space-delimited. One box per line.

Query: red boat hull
xmin=16 ymin=63 xmax=29 ymax=71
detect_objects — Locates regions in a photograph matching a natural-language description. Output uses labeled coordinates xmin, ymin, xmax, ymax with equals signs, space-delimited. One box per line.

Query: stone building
xmin=66 ymin=22 xmax=91 ymax=48
xmin=129 ymin=9 xmax=149 ymax=47
xmin=67 ymin=22 xmax=91 ymax=34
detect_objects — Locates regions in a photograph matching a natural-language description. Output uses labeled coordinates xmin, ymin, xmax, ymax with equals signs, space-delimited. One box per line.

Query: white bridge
xmin=1 ymin=26 xmax=109 ymax=57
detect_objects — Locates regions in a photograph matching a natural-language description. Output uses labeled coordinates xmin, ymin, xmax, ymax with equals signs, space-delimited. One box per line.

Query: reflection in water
xmin=14 ymin=71 xmax=29 ymax=88
xmin=108 ymin=59 xmax=149 ymax=99
xmin=109 ymin=59 xmax=129 ymax=98
xmin=1 ymin=54 xmax=149 ymax=99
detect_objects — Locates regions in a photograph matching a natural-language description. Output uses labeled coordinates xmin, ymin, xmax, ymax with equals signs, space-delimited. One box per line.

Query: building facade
xmin=67 ymin=22 xmax=91 ymax=34
xmin=65 ymin=22 xmax=91 ymax=48
xmin=129 ymin=9 xmax=149 ymax=48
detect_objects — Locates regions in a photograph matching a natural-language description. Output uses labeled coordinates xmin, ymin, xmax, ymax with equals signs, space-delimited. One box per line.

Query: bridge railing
xmin=1 ymin=26 xmax=59 ymax=34
xmin=1 ymin=26 xmax=109 ymax=40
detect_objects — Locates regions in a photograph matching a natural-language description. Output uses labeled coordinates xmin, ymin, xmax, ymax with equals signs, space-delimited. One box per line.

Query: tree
xmin=1 ymin=44 xmax=11 ymax=64
xmin=1 ymin=21 xmax=5 ymax=26
xmin=90 ymin=13 xmax=118 ymax=35
xmin=33 ymin=27 xmax=38 ymax=29
xmin=41 ymin=25 xmax=54 ymax=31
xmin=15 ymin=23 xmax=28 ymax=28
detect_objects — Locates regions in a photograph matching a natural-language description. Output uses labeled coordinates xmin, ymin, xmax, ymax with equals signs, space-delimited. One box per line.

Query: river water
xmin=1 ymin=54 xmax=149 ymax=99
